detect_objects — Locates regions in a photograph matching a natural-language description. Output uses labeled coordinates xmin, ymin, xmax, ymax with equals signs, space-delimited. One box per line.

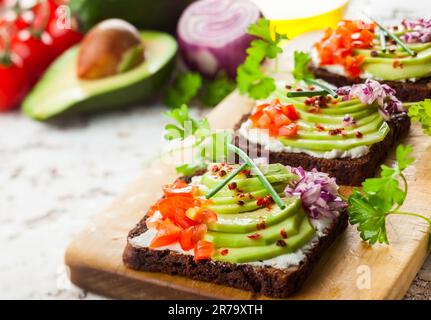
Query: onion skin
xmin=177 ymin=0 xmax=261 ymax=78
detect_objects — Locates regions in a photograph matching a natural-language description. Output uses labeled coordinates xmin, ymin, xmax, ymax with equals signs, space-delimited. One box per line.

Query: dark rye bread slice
xmin=233 ymin=113 xmax=411 ymax=186
xmin=310 ymin=65 xmax=431 ymax=102
xmin=123 ymin=208 xmax=348 ymax=299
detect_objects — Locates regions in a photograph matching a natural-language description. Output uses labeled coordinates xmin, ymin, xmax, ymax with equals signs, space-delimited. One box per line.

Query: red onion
xmin=285 ymin=167 xmax=346 ymax=219
xmin=336 ymin=79 xmax=405 ymax=120
xmin=177 ymin=0 xmax=261 ymax=78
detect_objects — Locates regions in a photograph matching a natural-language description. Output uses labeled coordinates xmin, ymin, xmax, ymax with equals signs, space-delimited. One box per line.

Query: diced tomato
xmin=179 ymin=224 xmax=208 ymax=251
xmin=249 ymin=99 xmax=299 ymax=138
xmin=149 ymin=219 xmax=182 ymax=248
xmin=186 ymin=207 xmax=217 ymax=223
xmin=250 ymin=110 xmax=263 ymax=125
xmin=273 ymin=113 xmax=291 ymax=127
xmin=191 ymin=224 xmax=207 ymax=242
xmin=315 ymin=20 xmax=375 ymax=77
xmin=194 ymin=240 xmax=214 ymax=261
xmin=279 ymin=123 xmax=299 ymax=138
xmin=257 ymin=113 xmax=271 ymax=128
xmin=157 ymin=196 xmax=195 ymax=219
xmin=263 ymin=106 xmax=279 ymax=121
xmin=146 ymin=217 xmax=163 ymax=229
xmin=174 ymin=207 xmax=197 ymax=229
xmin=281 ymin=104 xmax=299 ymax=121
xmin=179 ymin=227 xmax=195 ymax=251
xmin=146 ymin=204 xmax=158 ymax=217
xmin=162 ymin=180 xmax=199 ymax=198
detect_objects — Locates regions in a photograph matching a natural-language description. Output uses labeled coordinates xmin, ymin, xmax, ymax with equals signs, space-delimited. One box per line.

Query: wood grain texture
xmin=65 ymin=33 xmax=431 ymax=300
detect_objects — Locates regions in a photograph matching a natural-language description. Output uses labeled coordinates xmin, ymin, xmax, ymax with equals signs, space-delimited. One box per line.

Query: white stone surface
xmin=1 ymin=0 xmax=430 ymax=299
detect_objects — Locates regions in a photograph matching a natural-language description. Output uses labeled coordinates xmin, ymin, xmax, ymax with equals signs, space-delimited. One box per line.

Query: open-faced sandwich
xmin=123 ymin=162 xmax=347 ymax=298
xmin=309 ymin=19 xmax=431 ymax=102
xmin=234 ymin=80 xmax=411 ymax=186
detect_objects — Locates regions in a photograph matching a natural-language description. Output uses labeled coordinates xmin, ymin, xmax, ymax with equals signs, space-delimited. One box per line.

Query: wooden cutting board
xmin=65 ymin=33 xmax=431 ymax=300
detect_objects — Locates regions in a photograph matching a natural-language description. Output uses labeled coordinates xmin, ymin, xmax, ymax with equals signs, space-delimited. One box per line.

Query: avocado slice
xmin=205 ymin=209 xmax=304 ymax=247
xmin=279 ymin=121 xmax=389 ymax=151
xmin=212 ymin=216 xmax=315 ymax=263
xmin=207 ymin=197 xmax=301 ymax=233
xmin=207 ymin=185 xmax=286 ymax=206
xmin=23 ymin=31 xmax=177 ymax=120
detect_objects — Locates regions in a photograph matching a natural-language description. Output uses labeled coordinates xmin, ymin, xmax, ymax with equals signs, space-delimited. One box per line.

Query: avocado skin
xmin=23 ymin=32 xmax=177 ymax=120
xmin=69 ymin=0 xmax=196 ymax=33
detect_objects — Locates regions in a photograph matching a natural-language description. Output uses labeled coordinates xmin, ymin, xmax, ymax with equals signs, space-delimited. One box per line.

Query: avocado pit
xmin=77 ymin=19 xmax=145 ymax=80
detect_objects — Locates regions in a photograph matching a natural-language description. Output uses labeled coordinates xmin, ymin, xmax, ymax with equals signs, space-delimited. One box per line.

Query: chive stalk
xmin=372 ymin=19 xmax=416 ymax=56
xmin=227 ymin=144 xmax=286 ymax=209
xmin=287 ymin=90 xmax=328 ymax=97
xmin=307 ymin=79 xmax=338 ymax=98
xmin=379 ymin=30 xmax=386 ymax=52
xmin=205 ymin=163 xmax=248 ymax=199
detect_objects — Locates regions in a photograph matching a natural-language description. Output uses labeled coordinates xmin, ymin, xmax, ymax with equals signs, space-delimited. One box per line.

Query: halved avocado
xmin=23 ymin=31 xmax=177 ymax=120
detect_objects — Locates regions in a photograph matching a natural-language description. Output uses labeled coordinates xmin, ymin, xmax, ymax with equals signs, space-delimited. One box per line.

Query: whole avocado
xmin=69 ymin=0 xmax=196 ymax=33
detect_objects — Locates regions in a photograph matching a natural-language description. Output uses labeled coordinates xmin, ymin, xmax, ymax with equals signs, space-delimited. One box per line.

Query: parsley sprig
xmin=408 ymin=99 xmax=431 ymax=135
xmin=348 ymin=144 xmax=431 ymax=244
xmin=292 ymin=51 xmax=338 ymax=98
xmin=164 ymin=72 xmax=236 ymax=109
xmin=236 ymin=18 xmax=288 ymax=100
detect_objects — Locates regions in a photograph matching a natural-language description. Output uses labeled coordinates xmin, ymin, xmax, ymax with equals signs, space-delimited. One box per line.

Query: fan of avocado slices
xmin=187 ymin=163 xmax=339 ymax=264
xmin=238 ymin=84 xmax=397 ymax=159
xmin=312 ymin=19 xmax=431 ymax=81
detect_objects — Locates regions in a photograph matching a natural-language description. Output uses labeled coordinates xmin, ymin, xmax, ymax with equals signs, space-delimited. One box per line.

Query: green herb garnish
xmin=408 ymin=99 xmax=431 ymax=135
xmin=348 ymin=144 xmax=431 ymax=244
xmin=379 ymin=30 xmax=387 ymax=53
xmin=164 ymin=72 xmax=235 ymax=109
xmin=292 ymin=51 xmax=338 ymax=98
xmin=286 ymin=90 xmax=328 ymax=97
xmin=164 ymin=72 xmax=203 ymax=109
xmin=236 ymin=18 xmax=288 ymax=100
xmin=205 ymin=163 xmax=249 ymax=199
xmin=201 ymin=73 xmax=236 ymax=107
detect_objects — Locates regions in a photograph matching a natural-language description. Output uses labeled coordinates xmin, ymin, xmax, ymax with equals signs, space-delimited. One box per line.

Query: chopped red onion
xmin=336 ymin=79 xmax=405 ymax=120
xmin=401 ymin=19 xmax=431 ymax=43
xmin=285 ymin=167 xmax=347 ymax=219
xmin=177 ymin=0 xmax=261 ymax=78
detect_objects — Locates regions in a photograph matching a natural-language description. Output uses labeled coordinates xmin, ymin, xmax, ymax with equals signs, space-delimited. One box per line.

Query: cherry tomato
xmin=149 ymin=219 xmax=182 ymax=248
xmin=0 ymin=60 xmax=31 ymax=111
xmin=46 ymin=4 xmax=83 ymax=56
xmin=194 ymin=240 xmax=214 ymax=261
xmin=11 ymin=32 xmax=54 ymax=83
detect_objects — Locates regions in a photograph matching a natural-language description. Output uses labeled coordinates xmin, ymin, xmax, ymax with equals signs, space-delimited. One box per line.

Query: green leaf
xmin=396 ymin=144 xmax=414 ymax=171
xmin=408 ymin=99 xmax=431 ymax=136
xmin=247 ymin=18 xmax=274 ymax=43
xmin=164 ymin=73 xmax=202 ymax=109
xmin=348 ymin=189 xmax=389 ymax=244
xmin=201 ymin=73 xmax=236 ymax=107
xmin=236 ymin=18 xmax=288 ymax=100
xmin=293 ymin=51 xmax=314 ymax=82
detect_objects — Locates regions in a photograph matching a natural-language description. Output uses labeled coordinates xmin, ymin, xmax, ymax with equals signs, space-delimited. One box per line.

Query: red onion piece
xmin=177 ymin=0 xmax=261 ymax=78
